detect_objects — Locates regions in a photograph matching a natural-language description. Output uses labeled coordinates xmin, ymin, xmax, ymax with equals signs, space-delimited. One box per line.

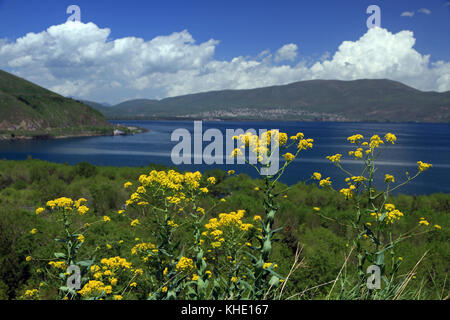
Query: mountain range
xmin=0 ymin=70 xmax=112 ymax=139
xmin=86 ymin=79 xmax=450 ymax=122
xmin=1 ymin=68 xmax=449 ymax=131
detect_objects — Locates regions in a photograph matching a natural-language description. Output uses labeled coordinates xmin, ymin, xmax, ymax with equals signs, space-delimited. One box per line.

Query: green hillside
xmin=95 ymin=79 xmax=450 ymax=122
xmin=0 ymin=70 xmax=112 ymax=139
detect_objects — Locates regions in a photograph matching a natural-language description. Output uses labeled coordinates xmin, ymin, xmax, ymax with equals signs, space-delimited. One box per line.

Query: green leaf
xmin=375 ymin=253 xmax=384 ymax=266
xmin=54 ymin=252 xmax=66 ymax=259
xmin=77 ymin=259 xmax=94 ymax=267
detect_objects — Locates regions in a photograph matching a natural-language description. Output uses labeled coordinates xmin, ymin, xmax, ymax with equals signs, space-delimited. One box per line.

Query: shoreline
xmin=0 ymin=125 xmax=148 ymax=141
xmin=107 ymin=118 xmax=450 ymax=124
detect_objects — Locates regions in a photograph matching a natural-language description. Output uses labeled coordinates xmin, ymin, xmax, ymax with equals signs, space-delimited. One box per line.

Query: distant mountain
xmin=96 ymin=79 xmax=450 ymax=122
xmin=0 ymin=70 xmax=112 ymax=139
xmin=78 ymin=99 xmax=112 ymax=108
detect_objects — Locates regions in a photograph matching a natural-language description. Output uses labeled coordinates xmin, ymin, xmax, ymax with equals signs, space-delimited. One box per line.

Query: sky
xmin=0 ymin=0 xmax=449 ymax=104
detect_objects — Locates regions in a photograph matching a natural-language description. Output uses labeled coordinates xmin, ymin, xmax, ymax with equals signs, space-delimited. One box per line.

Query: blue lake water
xmin=0 ymin=120 xmax=449 ymax=195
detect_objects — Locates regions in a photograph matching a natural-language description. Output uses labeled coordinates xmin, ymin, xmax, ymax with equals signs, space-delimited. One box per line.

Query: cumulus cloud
xmin=274 ymin=44 xmax=298 ymax=62
xmin=417 ymin=8 xmax=431 ymax=15
xmin=0 ymin=22 xmax=449 ymax=104
xmin=401 ymin=11 xmax=415 ymax=17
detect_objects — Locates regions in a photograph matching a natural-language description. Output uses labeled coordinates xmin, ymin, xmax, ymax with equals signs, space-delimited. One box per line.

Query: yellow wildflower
xmin=312 ymin=172 xmax=322 ymax=180
xmin=326 ymin=154 xmax=342 ymax=163
xmin=417 ymin=161 xmax=432 ymax=172
xmin=77 ymin=205 xmax=89 ymax=215
xmin=282 ymin=152 xmax=295 ymax=162
xmin=319 ymin=177 xmax=332 ymax=187
xmin=385 ymin=174 xmax=395 ymax=183
xmin=175 ymin=257 xmax=194 ymax=272
xmin=347 ymin=134 xmax=364 ymax=144
xmin=384 ymin=133 xmax=397 ymax=144
xmin=124 ymin=182 xmax=133 ymax=189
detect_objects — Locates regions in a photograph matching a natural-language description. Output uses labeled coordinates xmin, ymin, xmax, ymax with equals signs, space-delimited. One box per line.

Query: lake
xmin=0 ymin=120 xmax=449 ymax=195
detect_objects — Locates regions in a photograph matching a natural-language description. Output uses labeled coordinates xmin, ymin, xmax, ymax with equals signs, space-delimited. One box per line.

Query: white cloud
xmin=0 ymin=22 xmax=448 ymax=104
xmin=274 ymin=43 xmax=298 ymax=62
xmin=418 ymin=8 xmax=431 ymax=15
xmin=401 ymin=11 xmax=415 ymax=17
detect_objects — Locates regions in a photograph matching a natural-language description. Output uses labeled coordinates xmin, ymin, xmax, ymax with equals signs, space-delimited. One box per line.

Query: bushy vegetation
xmin=0 ymin=131 xmax=448 ymax=300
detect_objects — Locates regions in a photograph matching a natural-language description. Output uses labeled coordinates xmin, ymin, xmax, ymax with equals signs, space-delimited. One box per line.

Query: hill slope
xmin=0 ymin=70 xmax=112 ymax=139
xmin=97 ymin=79 xmax=450 ymax=122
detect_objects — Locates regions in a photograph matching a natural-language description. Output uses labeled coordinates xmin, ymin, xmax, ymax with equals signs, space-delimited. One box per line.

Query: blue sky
xmin=0 ymin=0 xmax=449 ymax=103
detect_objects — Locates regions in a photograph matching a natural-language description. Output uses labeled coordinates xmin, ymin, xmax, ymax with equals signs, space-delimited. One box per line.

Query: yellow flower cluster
xmin=385 ymin=174 xmax=395 ymax=183
xmin=297 ymin=138 xmax=314 ymax=151
xmin=263 ymin=262 xmax=278 ymax=269
xmin=41 ymin=197 xmax=90 ymax=215
xmin=369 ymin=135 xmax=384 ymax=148
xmin=23 ymin=289 xmax=39 ymax=299
xmin=77 ymin=205 xmax=89 ymax=215
xmin=319 ymin=177 xmax=332 ymax=187
xmin=419 ymin=217 xmax=430 ymax=226
xmin=326 ymin=154 xmax=342 ymax=163
xmin=74 ymin=198 xmax=88 ymax=208
xmin=349 ymin=148 xmax=364 ymax=159
xmin=312 ymin=172 xmax=322 ymax=180
xmin=124 ymin=170 xmax=210 ymax=210
xmin=230 ymin=148 xmax=243 ymax=158
xmin=339 ymin=185 xmax=355 ymax=200
xmin=48 ymin=261 xmax=67 ymax=270
xmin=347 ymin=134 xmax=364 ymax=144
xmin=231 ymin=130 xmax=312 ymax=163
xmin=202 ymin=210 xmax=254 ymax=250
xmin=175 ymin=256 xmax=194 ymax=272
xmin=207 ymin=177 xmax=216 ymax=184
xmin=100 ymin=256 xmax=132 ymax=270
xmin=417 ymin=161 xmax=432 ymax=172
xmin=124 ymin=181 xmax=133 ymax=188
xmin=131 ymin=242 xmax=158 ymax=256
xmin=46 ymin=197 xmax=73 ymax=210
xmin=143 ymin=170 xmax=202 ymax=190
xmin=205 ymin=210 xmax=251 ymax=231
xmin=167 ymin=220 xmax=178 ymax=228
xmin=384 ymin=133 xmax=397 ymax=144
xmin=78 ymin=280 xmax=112 ymax=297
xmin=370 ymin=204 xmax=404 ymax=224
xmin=282 ymin=152 xmax=295 ymax=162
xmin=130 ymin=219 xmax=140 ymax=227
xmin=351 ymin=176 xmax=366 ymax=183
